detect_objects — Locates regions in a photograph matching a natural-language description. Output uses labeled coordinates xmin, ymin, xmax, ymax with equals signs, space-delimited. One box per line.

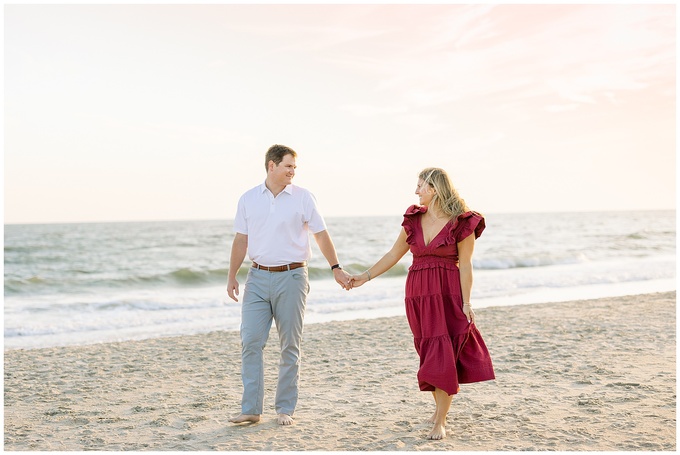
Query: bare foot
xmin=229 ymin=414 xmax=260 ymax=424
xmin=277 ymin=413 xmax=294 ymax=425
xmin=427 ymin=391 xmax=438 ymax=423
xmin=427 ymin=412 xmax=437 ymax=424
xmin=428 ymin=423 xmax=446 ymax=440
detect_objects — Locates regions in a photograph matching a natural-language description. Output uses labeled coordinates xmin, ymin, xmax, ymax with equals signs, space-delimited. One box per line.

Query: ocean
xmin=4 ymin=210 xmax=675 ymax=350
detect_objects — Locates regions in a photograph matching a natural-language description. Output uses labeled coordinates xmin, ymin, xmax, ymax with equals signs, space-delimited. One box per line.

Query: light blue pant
xmin=239 ymin=267 xmax=309 ymax=416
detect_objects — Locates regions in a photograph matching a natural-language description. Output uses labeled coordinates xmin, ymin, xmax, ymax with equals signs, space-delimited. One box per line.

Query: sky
xmin=4 ymin=3 xmax=676 ymax=224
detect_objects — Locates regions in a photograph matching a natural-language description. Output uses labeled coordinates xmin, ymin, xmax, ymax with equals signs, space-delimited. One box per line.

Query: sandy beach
xmin=4 ymin=291 xmax=675 ymax=451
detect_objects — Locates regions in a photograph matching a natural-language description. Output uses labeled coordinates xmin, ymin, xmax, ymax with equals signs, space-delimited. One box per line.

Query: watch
xmin=331 ymin=263 xmax=342 ymax=270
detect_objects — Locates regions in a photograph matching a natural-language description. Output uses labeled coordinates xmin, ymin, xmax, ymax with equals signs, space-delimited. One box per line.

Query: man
xmin=227 ymin=144 xmax=351 ymax=426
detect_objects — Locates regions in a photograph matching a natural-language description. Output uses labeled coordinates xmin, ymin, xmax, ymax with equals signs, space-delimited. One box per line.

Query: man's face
xmin=269 ymin=154 xmax=296 ymax=187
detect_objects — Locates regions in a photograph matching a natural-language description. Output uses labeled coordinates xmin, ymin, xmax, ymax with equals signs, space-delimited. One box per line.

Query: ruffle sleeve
xmin=401 ymin=204 xmax=427 ymax=245
xmin=453 ymin=211 xmax=485 ymax=243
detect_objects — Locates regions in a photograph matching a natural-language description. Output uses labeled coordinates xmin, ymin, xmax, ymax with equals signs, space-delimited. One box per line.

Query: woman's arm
xmin=457 ymin=233 xmax=476 ymax=322
xmin=351 ymin=228 xmax=410 ymax=287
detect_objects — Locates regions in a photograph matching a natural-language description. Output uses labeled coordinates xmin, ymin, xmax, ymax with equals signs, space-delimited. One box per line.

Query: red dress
xmin=402 ymin=205 xmax=495 ymax=395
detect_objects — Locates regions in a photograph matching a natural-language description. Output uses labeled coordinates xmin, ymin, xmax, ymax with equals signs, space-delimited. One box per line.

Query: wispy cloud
xmin=544 ymin=103 xmax=580 ymax=113
xmin=316 ymin=5 xmax=673 ymax=118
xmin=339 ymin=104 xmax=408 ymax=117
xmin=223 ymin=7 xmax=393 ymax=53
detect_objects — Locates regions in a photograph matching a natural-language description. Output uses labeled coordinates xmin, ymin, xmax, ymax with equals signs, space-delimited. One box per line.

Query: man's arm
xmin=227 ymin=233 xmax=248 ymax=302
xmin=313 ymin=230 xmax=351 ymax=289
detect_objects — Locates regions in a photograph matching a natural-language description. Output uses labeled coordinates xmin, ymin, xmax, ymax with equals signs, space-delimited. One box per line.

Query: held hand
xmin=349 ymin=272 xmax=370 ymax=289
xmin=227 ymin=277 xmax=240 ymax=302
xmin=333 ymin=268 xmax=352 ymax=290
xmin=463 ymin=303 xmax=475 ymax=324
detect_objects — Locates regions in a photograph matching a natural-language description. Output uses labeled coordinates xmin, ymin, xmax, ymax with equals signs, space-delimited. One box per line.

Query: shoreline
xmin=5 ymin=281 xmax=676 ymax=352
xmin=4 ymin=291 xmax=676 ymax=450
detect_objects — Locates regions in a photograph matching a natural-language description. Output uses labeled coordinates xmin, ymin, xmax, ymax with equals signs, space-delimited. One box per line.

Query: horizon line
xmin=4 ymin=207 xmax=677 ymax=226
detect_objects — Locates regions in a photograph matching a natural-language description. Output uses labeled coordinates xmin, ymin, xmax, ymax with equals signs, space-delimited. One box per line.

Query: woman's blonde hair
xmin=419 ymin=167 xmax=470 ymax=219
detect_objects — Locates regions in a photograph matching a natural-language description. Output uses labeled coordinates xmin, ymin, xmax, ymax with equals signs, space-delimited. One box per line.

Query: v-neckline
xmin=420 ymin=215 xmax=450 ymax=247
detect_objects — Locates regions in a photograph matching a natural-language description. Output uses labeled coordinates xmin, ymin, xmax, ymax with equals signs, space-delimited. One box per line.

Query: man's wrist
xmin=331 ymin=263 xmax=342 ymax=271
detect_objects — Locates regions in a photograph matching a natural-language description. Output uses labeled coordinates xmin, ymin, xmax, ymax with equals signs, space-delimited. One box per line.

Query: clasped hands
xmin=333 ymin=268 xmax=370 ymax=291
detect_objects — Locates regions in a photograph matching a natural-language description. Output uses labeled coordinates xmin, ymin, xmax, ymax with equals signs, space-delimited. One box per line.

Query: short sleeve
xmin=233 ymin=194 xmax=248 ymax=234
xmin=304 ymin=191 xmax=327 ymax=234
xmin=401 ymin=204 xmax=426 ymax=245
xmin=453 ymin=211 xmax=485 ymax=242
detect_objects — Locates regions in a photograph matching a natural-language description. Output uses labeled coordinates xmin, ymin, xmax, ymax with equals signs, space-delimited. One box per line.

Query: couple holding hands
xmin=226 ymin=144 xmax=494 ymax=440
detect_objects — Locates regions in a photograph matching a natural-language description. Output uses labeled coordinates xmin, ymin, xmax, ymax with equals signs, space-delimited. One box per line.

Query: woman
xmin=350 ymin=167 xmax=495 ymax=440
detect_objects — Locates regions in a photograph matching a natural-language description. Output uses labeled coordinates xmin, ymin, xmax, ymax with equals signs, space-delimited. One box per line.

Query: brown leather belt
xmin=252 ymin=261 xmax=306 ymax=272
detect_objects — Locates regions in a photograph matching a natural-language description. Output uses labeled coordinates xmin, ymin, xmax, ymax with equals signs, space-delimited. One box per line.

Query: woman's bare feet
xmin=277 ymin=414 xmax=294 ymax=425
xmin=228 ymin=414 xmax=260 ymax=424
xmin=428 ymin=423 xmax=447 ymax=440
xmin=427 ymin=391 xmax=438 ymax=423
xmin=427 ymin=388 xmax=452 ymax=440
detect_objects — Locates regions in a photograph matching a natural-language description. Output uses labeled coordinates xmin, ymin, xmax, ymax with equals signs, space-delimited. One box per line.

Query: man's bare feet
xmin=229 ymin=414 xmax=261 ymax=424
xmin=427 ymin=423 xmax=447 ymax=440
xmin=277 ymin=413 xmax=294 ymax=425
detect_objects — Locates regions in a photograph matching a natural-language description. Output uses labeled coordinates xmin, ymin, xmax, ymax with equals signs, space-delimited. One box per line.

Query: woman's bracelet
xmin=365 ymin=270 xmax=372 ymax=281
xmin=463 ymin=302 xmax=471 ymax=306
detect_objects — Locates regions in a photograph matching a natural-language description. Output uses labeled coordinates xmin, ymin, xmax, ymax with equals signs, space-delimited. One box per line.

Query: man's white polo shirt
xmin=233 ymin=183 xmax=327 ymax=266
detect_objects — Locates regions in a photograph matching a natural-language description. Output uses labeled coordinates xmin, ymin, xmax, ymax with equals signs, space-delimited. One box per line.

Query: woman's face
xmin=415 ymin=179 xmax=434 ymax=206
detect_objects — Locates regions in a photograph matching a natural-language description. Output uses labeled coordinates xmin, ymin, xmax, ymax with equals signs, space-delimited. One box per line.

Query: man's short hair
xmin=265 ymin=144 xmax=297 ymax=171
